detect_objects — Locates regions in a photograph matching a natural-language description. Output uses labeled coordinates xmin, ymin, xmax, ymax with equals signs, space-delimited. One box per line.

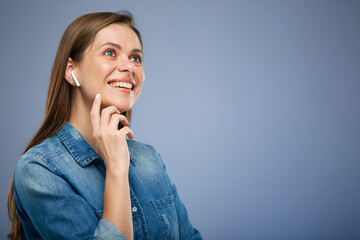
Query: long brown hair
xmin=7 ymin=11 xmax=143 ymax=239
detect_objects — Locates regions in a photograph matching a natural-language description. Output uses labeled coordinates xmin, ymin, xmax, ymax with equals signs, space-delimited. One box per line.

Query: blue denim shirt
xmin=13 ymin=122 xmax=202 ymax=240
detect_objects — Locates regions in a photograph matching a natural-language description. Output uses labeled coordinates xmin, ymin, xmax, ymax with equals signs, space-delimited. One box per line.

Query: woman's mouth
xmin=109 ymin=82 xmax=133 ymax=90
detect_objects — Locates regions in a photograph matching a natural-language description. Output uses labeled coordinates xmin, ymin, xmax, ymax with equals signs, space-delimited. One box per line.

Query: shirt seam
xmin=21 ymin=148 xmax=68 ymax=174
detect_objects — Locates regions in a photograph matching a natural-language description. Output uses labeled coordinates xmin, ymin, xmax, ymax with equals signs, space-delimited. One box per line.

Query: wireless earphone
xmin=71 ymin=70 xmax=80 ymax=87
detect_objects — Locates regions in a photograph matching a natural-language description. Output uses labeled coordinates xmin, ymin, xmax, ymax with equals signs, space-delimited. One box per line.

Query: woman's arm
xmin=90 ymin=93 xmax=134 ymax=240
xmin=103 ymin=169 xmax=132 ymax=240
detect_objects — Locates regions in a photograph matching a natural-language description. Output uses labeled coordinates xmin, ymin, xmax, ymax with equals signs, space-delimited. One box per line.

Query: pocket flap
xmin=152 ymin=194 xmax=175 ymax=209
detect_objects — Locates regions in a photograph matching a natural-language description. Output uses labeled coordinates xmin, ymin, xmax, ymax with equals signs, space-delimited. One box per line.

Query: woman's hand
xmin=90 ymin=93 xmax=134 ymax=173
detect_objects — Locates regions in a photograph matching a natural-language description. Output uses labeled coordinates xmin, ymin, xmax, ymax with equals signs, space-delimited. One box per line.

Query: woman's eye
xmin=130 ymin=56 xmax=142 ymax=63
xmin=104 ymin=50 xmax=115 ymax=57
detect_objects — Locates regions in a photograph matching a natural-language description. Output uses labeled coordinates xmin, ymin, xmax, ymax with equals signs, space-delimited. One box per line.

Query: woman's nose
xmin=117 ymin=58 xmax=136 ymax=74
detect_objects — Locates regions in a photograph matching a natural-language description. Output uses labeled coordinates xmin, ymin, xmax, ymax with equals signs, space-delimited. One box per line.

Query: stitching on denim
xmin=24 ymin=149 xmax=67 ymax=175
xmin=130 ymin=189 xmax=149 ymax=239
xmin=151 ymin=195 xmax=176 ymax=240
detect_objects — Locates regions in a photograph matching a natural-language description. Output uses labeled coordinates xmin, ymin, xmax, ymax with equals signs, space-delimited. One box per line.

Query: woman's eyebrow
xmin=99 ymin=42 xmax=143 ymax=55
xmin=131 ymin=49 xmax=143 ymax=55
xmin=99 ymin=42 xmax=121 ymax=50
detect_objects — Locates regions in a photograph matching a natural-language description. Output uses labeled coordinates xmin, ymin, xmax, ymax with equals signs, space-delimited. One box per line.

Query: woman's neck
xmin=68 ymin=93 xmax=97 ymax=151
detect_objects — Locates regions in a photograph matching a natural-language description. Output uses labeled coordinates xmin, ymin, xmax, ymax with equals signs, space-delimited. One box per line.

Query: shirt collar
xmin=56 ymin=122 xmax=101 ymax=167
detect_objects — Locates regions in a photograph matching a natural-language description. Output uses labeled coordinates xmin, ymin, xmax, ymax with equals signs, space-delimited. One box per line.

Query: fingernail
xmin=95 ymin=93 xmax=100 ymax=99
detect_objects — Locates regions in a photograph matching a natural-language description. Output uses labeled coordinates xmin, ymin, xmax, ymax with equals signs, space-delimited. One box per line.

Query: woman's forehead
xmin=92 ymin=23 xmax=141 ymax=49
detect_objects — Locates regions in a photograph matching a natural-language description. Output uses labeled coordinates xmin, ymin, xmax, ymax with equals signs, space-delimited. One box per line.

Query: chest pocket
xmin=152 ymin=194 xmax=179 ymax=240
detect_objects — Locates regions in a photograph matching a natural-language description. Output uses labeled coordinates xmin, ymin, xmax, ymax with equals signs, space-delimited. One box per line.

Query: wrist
xmin=106 ymin=167 xmax=129 ymax=179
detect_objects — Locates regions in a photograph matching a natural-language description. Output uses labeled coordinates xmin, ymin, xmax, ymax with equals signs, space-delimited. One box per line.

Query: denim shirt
xmin=13 ymin=122 xmax=202 ymax=240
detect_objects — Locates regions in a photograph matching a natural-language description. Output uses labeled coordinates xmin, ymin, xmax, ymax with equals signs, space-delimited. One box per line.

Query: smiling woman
xmin=7 ymin=11 xmax=202 ymax=240
xmin=65 ymin=23 xmax=145 ymax=148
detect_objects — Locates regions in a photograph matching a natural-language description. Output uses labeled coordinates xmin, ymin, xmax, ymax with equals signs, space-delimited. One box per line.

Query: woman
xmin=7 ymin=11 xmax=202 ymax=240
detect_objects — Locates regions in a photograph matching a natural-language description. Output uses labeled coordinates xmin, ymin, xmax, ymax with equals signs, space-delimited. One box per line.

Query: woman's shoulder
xmin=126 ymin=139 xmax=162 ymax=162
xmin=15 ymin=134 xmax=66 ymax=173
xmin=127 ymin=139 xmax=158 ymax=153
xmin=13 ymin=135 xmax=69 ymax=195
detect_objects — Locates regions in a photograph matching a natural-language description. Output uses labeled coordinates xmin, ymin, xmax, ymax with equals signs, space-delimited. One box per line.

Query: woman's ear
xmin=64 ymin=58 xmax=80 ymax=87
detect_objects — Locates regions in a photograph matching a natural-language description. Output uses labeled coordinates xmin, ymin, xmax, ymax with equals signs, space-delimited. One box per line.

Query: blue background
xmin=1 ymin=0 xmax=359 ymax=239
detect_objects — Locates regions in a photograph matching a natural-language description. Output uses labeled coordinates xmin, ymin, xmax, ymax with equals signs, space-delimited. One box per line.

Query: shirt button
xmin=132 ymin=206 xmax=137 ymax=212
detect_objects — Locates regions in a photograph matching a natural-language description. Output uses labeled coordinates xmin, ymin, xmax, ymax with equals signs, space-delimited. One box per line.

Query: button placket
xmin=130 ymin=188 xmax=149 ymax=239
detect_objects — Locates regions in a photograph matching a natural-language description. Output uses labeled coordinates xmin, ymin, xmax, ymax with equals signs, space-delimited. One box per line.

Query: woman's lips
xmin=107 ymin=77 xmax=136 ymax=90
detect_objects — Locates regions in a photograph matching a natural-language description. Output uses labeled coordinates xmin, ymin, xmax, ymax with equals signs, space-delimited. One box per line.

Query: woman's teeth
xmin=109 ymin=82 xmax=133 ymax=89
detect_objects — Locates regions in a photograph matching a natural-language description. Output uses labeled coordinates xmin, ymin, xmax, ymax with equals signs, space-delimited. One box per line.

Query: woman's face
xmin=74 ymin=23 xmax=144 ymax=112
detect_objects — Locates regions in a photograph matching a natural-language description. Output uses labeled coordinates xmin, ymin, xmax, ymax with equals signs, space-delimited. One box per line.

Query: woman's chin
xmin=100 ymin=99 xmax=131 ymax=112
xmin=118 ymin=106 xmax=132 ymax=113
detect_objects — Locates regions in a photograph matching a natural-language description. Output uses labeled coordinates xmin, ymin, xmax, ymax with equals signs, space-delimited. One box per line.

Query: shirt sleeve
xmin=14 ymin=155 xmax=126 ymax=240
xmin=94 ymin=219 xmax=126 ymax=240
xmin=155 ymin=150 xmax=203 ymax=240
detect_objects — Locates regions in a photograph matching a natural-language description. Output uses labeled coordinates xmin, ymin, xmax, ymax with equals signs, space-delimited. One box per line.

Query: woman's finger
xmin=119 ymin=126 xmax=135 ymax=140
xmin=109 ymin=114 xmax=130 ymax=130
xmin=100 ymin=106 xmax=121 ymax=127
xmin=90 ymin=93 xmax=101 ymax=130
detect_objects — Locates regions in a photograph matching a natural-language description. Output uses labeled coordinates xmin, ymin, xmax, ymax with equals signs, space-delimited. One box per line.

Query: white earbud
xmin=71 ymin=70 xmax=80 ymax=87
